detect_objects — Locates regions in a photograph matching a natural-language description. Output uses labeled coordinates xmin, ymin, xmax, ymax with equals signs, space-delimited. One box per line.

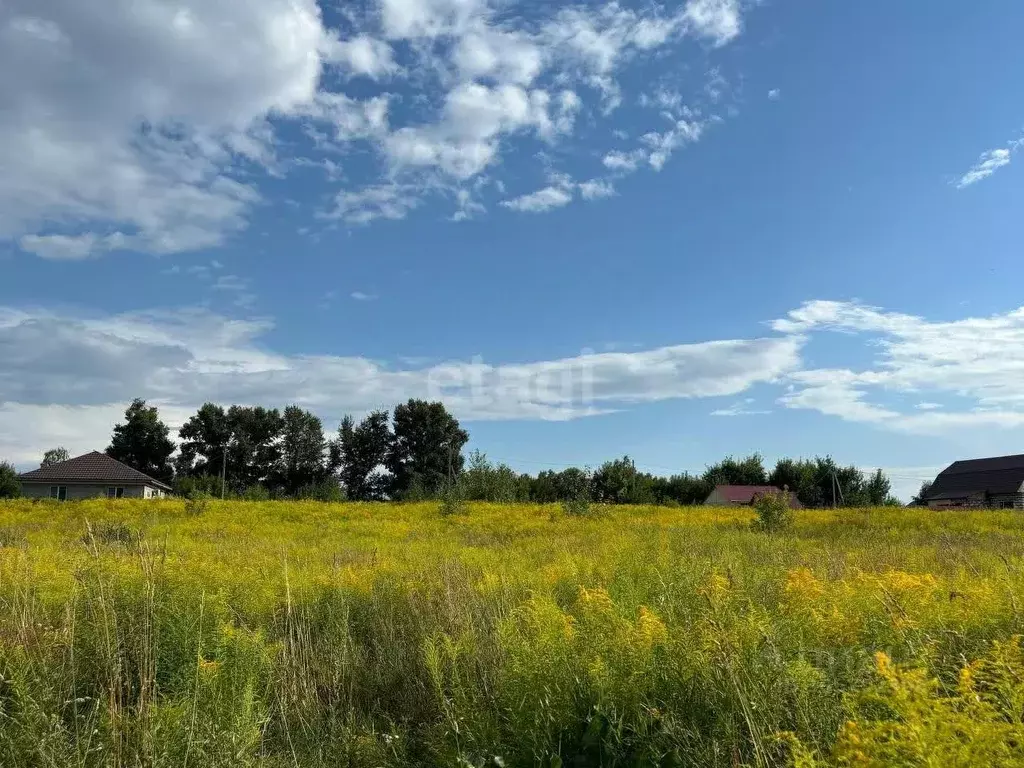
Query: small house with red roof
xmin=704 ymin=485 xmax=802 ymax=508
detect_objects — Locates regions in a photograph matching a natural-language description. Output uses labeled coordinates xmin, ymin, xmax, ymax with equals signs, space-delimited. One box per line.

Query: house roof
xmin=18 ymin=451 xmax=172 ymax=490
xmin=925 ymin=454 xmax=1024 ymax=500
xmin=709 ymin=485 xmax=801 ymax=507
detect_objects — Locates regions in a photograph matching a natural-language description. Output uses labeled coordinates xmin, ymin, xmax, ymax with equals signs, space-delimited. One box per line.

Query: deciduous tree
xmin=334 ymin=411 xmax=391 ymax=501
xmin=387 ymin=400 xmax=468 ymax=499
xmin=107 ymin=399 xmax=175 ymax=483
xmin=703 ymin=454 xmax=768 ymax=488
xmin=0 ymin=461 xmax=19 ymax=499
xmin=279 ymin=406 xmax=327 ymax=495
xmin=40 ymin=447 xmax=70 ymax=468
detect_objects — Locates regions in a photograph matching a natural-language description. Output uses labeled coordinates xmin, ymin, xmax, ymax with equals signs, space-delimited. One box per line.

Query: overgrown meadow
xmin=2 ymin=499 xmax=1024 ymax=767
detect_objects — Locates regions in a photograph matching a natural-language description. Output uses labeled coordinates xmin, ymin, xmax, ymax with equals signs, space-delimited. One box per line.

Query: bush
xmin=185 ymin=491 xmax=211 ymax=516
xmin=439 ymin=479 xmax=466 ymax=516
xmin=296 ymin=479 xmax=345 ymax=502
xmin=560 ymin=468 xmax=593 ymax=517
xmin=752 ymin=490 xmax=793 ymax=533
xmin=174 ymin=474 xmax=223 ymax=498
xmin=242 ymin=484 xmax=271 ymax=501
xmin=0 ymin=461 xmax=20 ymax=499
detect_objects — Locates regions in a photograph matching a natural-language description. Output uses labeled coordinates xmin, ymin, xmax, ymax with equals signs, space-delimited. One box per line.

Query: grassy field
xmin=1 ymin=499 xmax=1024 ymax=767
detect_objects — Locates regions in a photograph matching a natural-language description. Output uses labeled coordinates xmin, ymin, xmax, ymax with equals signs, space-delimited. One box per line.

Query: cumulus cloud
xmin=324 ymin=183 xmax=423 ymax=224
xmin=0 ymin=303 xmax=803 ymax=462
xmin=683 ymin=0 xmax=742 ymax=46
xmin=579 ymin=179 xmax=616 ymax=199
xmin=774 ymin=300 xmax=1024 ymax=433
xmin=1 ymin=0 xmax=326 ymax=256
xmin=384 ymin=83 xmax=579 ymax=180
xmin=3 ymin=0 xmax=752 ymax=255
xmin=322 ymin=34 xmax=399 ymax=78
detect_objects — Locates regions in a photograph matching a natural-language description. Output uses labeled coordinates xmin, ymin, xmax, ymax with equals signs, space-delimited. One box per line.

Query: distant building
xmin=923 ymin=454 xmax=1024 ymax=509
xmin=19 ymin=451 xmax=172 ymax=501
xmin=704 ymin=485 xmax=802 ymax=508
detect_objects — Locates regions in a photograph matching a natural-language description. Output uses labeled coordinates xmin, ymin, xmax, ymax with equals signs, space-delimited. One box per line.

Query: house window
xmin=106 ymin=487 xmax=125 ymax=499
xmin=50 ymin=486 xmax=67 ymax=501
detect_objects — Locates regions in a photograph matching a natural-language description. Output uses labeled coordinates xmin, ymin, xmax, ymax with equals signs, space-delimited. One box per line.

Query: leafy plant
xmin=185 ymin=490 xmax=211 ymax=515
xmin=752 ymin=489 xmax=793 ymax=532
xmin=560 ymin=468 xmax=593 ymax=516
xmin=0 ymin=461 xmax=19 ymax=499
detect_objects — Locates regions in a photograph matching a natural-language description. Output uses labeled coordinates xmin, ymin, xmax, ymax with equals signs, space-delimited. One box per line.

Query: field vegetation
xmin=1 ymin=499 xmax=1023 ymax=766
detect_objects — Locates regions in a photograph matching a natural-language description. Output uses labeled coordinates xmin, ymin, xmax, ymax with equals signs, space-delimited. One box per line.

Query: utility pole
xmin=221 ymin=445 xmax=227 ymax=500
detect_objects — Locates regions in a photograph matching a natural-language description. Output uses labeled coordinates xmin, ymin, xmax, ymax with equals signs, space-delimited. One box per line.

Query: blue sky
xmin=2 ymin=0 xmax=1023 ymax=499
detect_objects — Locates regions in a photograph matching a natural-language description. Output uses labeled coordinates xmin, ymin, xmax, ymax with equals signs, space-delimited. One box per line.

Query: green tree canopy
xmin=107 ymin=399 xmax=175 ymax=483
xmin=387 ymin=400 xmax=468 ymax=499
xmin=40 ymin=447 xmax=70 ymax=468
xmin=0 ymin=461 xmax=20 ymax=499
xmin=279 ymin=406 xmax=327 ymax=495
xmin=703 ymin=454 xmax=768 ymax=488
xmin=334 ymin=411 xmax=391 ymax=501
xmin=176 ymin=403 xmax=231 ymax=478
xmin=592 ymin=456 xmax=656 ymax=505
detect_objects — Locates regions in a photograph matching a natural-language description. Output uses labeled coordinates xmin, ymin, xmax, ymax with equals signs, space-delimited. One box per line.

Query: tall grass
xmin=1 ymin=499 xmax=1023 ymax=766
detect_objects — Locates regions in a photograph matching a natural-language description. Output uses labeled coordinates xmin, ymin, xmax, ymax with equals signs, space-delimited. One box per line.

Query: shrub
xmin=296 ymin=479 xmax=345 ymax=502
xmin=0 ymin=461 xmax=20 ymax=499
xmin=185 ymin=491 xmax=211 ymax=516
xmin=242 ymin=484 xmax=271 ymax=501
xmin=560 ymin=468 xmax=593 ymax=517
xmin=439 ymin=479 xmax=466 ymax=516
xmin=752 ymin=490 xmax=793 ymax=532
xmin=82 ymin=520 xmax=139 ymax=549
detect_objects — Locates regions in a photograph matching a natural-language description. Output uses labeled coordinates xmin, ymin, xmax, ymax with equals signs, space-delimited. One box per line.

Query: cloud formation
xmin=9 ymin=298 xmax=1024 ymax=463
xmin=774 ymin=300 xmax=1024 ymax=433
xmin=0 ymin=302 xmax=800 ymax=463
xmin=956 ymin=138 xmax=1022 ymax=188
xmin=2 ymin=0 xmax=748 ymax=256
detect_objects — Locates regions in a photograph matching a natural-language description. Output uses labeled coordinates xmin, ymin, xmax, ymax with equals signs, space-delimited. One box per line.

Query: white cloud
xmin=683 ymin=0 xmax=741 ymax=46
xmin=579 ymin=179 xmax=616 ymax=200
xmin=19 ymin=233 xmax=105 ymax=260
xmin=710 ymin=398 xmax=770 ymax=417
xmin=603 ymin=149 xmax=648 ymax=172
xmin=322 ymin=34 xmax=399 ymax=78
xmin=501 ymin=185 xmax=574 ymax=213
xmin=384 ymin=83 xmax=579 ymax=180
xmin=0 ymin=303 xmax=802 ymax=462
xmin=351 ymin=291 xmax=378 ymax=301
xmin=642 ymin=119 xmax=704 ymax=170
xmin=380 ymin=0 xmax=481 ymax=39
xmin=956 ymin=146 xmax=1015 ymax=188
xmin=768 ymin=88 xmax=780 ymax=100
xmin=1 ymin=0 xmax=328 ymax=256
xmin=453 ymin=26 xmax=543 ymax=85
xmin=774 ymin=300 xmax=1024 ymax=434
xmin=3 ymin=0 xmax=752 ymax=256
xmin=325 ymin=183 xmax=422 ymax=224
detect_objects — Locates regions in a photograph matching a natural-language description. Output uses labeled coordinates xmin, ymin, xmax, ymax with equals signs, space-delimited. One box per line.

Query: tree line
xmin=460 ymin=452 xmax=900 ymax=507
xmin=0 ymin=398 xmax=900 ymax=507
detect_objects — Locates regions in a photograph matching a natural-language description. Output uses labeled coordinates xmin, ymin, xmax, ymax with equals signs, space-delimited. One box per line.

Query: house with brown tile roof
xmin=18 ymin=451 xmax=172 ymax=501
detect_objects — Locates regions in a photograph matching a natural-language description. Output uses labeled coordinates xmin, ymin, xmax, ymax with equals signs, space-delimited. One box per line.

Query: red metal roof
xmin=711 ymin=485 xmax=801 ymax=507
